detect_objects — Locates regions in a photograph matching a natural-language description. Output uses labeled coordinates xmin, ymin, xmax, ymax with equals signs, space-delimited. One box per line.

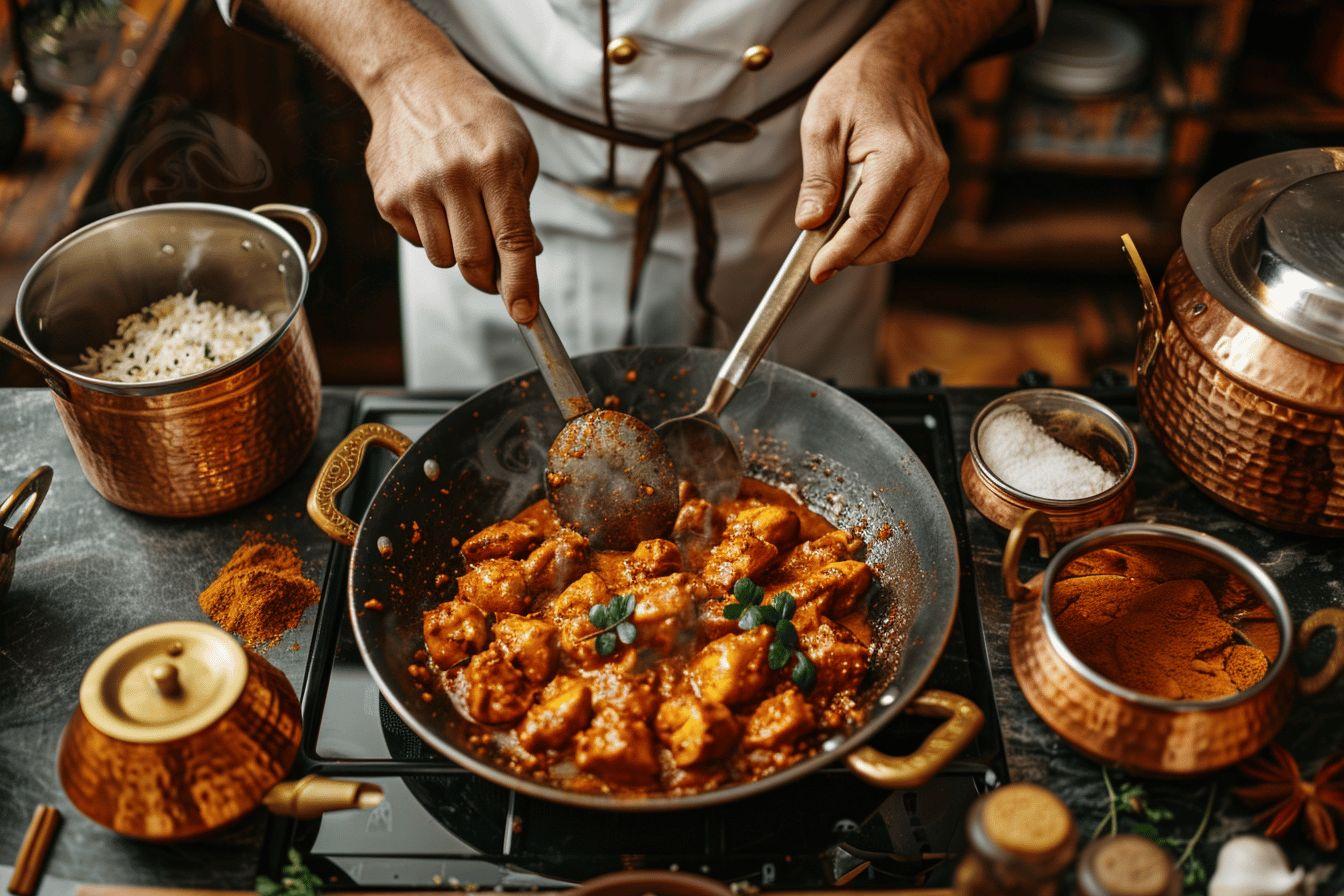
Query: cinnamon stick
xmin=7 ymin=803 xmax=61 ymax=896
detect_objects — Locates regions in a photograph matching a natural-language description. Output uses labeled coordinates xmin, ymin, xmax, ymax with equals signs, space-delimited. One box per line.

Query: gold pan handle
xmin=1002 ymin=509 xmax=1058 ymax=603
xmin=1298 ymin=607 xmax=1344 ymax=697
xmin=846 ymin=690 xmax=985 ymax=789
xmin=307 ymin=423 xmax=412 ymax=546
xmin=263 ymin=774 xmax=384 ymax=819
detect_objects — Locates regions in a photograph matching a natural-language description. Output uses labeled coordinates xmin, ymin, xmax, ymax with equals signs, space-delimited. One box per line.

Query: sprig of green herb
xmin=256 ymin=849 xmax=323 ymax=896
xmin=724 ymin=577 xmax=816 ymax=691
xmin=1092 ymin=768 xmax=1213 ymax=894
xmin=587 ymin=593 xmax=637 ymax=656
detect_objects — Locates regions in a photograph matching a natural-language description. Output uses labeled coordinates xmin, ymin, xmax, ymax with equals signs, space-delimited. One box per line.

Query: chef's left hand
xmin=796 ymin=48 xmax=949 ymax=284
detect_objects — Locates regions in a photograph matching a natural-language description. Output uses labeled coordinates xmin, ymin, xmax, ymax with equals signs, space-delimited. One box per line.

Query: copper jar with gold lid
xmin=1129 ymin=148 xmax=1344 ymax=535
xmin=58 ymin=621 xmax=381 ymax=841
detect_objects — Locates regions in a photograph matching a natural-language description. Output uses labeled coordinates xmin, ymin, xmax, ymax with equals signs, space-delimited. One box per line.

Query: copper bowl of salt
xmin=962 ymin=389 xmax=1136 ymax=541
xmin=1000 ymin=511 xmax=1344 ymax=777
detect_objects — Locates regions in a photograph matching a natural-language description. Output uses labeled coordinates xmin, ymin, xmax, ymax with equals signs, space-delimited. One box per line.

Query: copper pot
xmin=0 ymin=465 xmax=51 ymax=599
xmin=0 ymin=203 xmax=325 ymax=517
xmin=1128 ymin=149 xmax=1344 ymax=535
xmin=57 ymin=621 xmax=382 ymax=841
xmin=1001 ymin=511 xmax=1344 ymax=777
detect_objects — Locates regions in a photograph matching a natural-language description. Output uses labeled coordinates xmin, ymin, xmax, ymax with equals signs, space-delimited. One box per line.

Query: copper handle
xmin=306 ymin=423 xmax=412 ymax=546
xmin=251 ymin=203 xmax=327 ymax=269
xmin=0 ymin=336 xmax=70 ymax=400
xmin=1 ymin=466 xmax=52 ymax=552
xmin=846 ymin=690 xmax=985 ymax=789
xmin=1297 ymin=607 xmax=1344 ymax=696
xmin=1002 ymin=509 xmax=1058 ymax=602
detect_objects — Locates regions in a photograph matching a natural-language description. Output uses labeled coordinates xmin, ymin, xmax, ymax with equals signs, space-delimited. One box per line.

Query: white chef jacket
xmin=221 ymin=0 xmax=1047 ymax=389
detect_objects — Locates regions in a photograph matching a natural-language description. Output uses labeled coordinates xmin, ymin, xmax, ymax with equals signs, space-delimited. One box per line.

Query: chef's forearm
xmin=859 ymin=0 xmax=1020 ymax=94
xmin=259 ymin=0 xmax=484 ymax=103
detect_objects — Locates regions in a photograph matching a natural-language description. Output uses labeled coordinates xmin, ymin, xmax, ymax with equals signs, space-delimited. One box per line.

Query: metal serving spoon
xmin=656 ymin=164 xmax=863 ymax=502
xmin=514 ymin=303 xmax=679 ymax=550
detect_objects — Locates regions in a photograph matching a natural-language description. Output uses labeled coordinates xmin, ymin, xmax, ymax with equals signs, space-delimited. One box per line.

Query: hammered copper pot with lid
xmin=1128 ymin=148 xmax=1344 ymax=534
xmin=57 ymin=621 xmax=382 ymax=841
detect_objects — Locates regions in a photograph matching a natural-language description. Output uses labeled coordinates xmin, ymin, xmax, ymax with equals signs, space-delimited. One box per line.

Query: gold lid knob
xmin=741 ymin=44 xmax=773 ymax=71
xmin=1078 ymin=835 xmax=1179 ymax=896
xmin=607 ymin=35 xmax=640 ymax=65
xmin=981 ymin=783 xmax=1076 ymax=858
xmin=79 ymin=621 xmax=248 ymax=744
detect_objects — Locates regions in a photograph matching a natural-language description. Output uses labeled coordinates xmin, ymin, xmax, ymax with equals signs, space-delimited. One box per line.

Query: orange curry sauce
xmin=417 ymin=479 xmax=876 ymax=797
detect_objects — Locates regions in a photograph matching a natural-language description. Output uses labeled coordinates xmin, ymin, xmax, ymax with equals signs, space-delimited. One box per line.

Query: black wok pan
xmin=308 ymin=346 xmax=982 ymax=811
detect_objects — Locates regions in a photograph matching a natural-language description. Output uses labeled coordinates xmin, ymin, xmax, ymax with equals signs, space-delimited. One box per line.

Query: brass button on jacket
xmin=607 ymin=36 xmax=640 ymax=65
xmin=741 ymin=44 xmax=773 ymax=71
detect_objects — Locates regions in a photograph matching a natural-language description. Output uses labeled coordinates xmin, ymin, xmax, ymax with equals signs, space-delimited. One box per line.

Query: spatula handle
xmin=517 ymin=304 xmax=593 ymax=421
xmin=703 ymin=163 xmax=863 ymax=416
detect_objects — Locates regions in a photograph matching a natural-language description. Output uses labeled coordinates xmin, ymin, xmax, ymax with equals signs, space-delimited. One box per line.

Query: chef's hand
xmin=796 ymin=49 xmax=949 ymax=284
xmin=364 ymin=61 xmax=542 ymax=323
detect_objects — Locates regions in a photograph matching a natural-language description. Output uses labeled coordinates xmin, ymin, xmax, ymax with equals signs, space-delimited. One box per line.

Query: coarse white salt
xmin=978 ymin=405 xmax=1119 ymax=500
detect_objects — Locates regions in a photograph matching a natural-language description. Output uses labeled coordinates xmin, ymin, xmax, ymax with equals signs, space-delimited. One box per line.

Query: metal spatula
xmin=514 ymin=304 xmax=679 ymax=549
xmin=656 ymin=164 xmax=863 ymax=501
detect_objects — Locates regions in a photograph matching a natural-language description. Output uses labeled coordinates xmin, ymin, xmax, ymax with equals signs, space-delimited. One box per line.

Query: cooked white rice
xmin=76 ymin=291 xmax=273 ymax=383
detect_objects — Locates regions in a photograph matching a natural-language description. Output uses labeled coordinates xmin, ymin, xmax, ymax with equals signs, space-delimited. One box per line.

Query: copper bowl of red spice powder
xmin=1000 ymin=510 xmax=1344 ymax=777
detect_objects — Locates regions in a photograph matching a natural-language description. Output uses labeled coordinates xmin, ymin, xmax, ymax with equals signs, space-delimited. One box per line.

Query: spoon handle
xmin=517 ymin=304 xmax=593 ymax=421
xmin=703 ymin=163 xmax=863 ymax=416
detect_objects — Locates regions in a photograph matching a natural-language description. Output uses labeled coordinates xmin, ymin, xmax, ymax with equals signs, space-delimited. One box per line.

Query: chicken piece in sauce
xmin=624 ymin=538 xmax=682 ymax=580
xmin=725 ymin=505 xmax=801 ymax=551
xmin=774 ymin=529 xmax=864 ymax=579
xmin=791 ymin=560 xmax=873 ymax=619
xmin=492 ymin=614 xmax=559 ymax=684
xmin=423 ymin=599 xmax=489 ymax=668
xmin=689 ymin=626 xmax=774 ymax=707
xmin=521 ymin=528 xmax=590 ymax=595
xmin=517 ymin=676 xmax=593 ymax=753
xmin=461 ymin=520 xmax=543 ymax=563
xmin=457 ymin=558 xmax=531 ymax=616
xmin=631 ymin=573 xmax=702 ymax=655
xmin=547 ymin=572 xmax=620 ymax=669
xmin=655 ymin=694 xmax=739 ymax=767
xmin=464 ymin=643 xmax=535 ymax=725
xmin=743 ymin=687 xmax=815 ymax=749
xmin=799 ymin=620 xmax=869 ymax=698
xmin=575 ymin=708 xmax=659 ymax=785
xmin=701 ymin=533 xmax=778 ymax=592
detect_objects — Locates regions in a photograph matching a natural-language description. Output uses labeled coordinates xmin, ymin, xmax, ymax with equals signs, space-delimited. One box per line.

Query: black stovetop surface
xmin=261 ymin=390 xmax=1005 ymax=890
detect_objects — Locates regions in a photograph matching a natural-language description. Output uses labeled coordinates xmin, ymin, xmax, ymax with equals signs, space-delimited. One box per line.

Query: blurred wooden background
xmin=2 ymin=0 xmax=1343 ymax=387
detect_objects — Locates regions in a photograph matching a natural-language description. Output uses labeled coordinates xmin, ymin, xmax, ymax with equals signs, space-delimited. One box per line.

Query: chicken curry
xmin=415 ymin=479 xmax=877 ymax=796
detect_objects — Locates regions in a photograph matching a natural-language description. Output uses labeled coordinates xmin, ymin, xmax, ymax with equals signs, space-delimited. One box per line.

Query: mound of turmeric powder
xmin=1051 ymin=546 xmax=1277 ymax=701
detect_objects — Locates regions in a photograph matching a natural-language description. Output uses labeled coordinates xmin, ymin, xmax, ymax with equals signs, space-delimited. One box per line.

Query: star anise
xmin=1235 ymin=743 xmax=1344 ymax=852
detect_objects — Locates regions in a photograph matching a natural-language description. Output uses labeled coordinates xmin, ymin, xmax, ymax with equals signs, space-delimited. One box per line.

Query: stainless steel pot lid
xmin=1183 ymin=147 xmax=1344 ymax=363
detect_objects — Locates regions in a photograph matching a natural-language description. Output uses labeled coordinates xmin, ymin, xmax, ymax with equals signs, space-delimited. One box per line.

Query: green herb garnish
xmin=588 ymin=592 xmax=637 ymax=656
xmin=725 ymin=577 xmax=815 ymax=691
xmin=256 ymin=848 xmax=323 ymax=895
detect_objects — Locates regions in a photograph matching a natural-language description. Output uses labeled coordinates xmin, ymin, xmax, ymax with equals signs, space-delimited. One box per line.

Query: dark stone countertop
xmin=1 ymin=386 xmax=1340 ymax=891
xmin=953 ymin=387 xmax=1343 ymax=891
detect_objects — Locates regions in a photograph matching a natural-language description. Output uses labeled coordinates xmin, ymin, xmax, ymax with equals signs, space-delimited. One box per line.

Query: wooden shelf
xmin=0 ymin=0 xmax=190 ymax=333
xmin=915 ymin=196 xmax=1178 ymax=271
xmin=1220 ymin=90 xmax=1344 ymax=133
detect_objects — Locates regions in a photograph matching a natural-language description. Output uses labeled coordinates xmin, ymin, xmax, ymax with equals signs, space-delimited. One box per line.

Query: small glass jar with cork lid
xmin=953 ymin=782 xmax=1078 ymax=896
xmin=962 ymin=389 xmax=1137 ymax=541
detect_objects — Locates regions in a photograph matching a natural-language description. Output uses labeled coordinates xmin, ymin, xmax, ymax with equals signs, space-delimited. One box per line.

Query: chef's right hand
xmin=363 ymin=61 xmax=542 ymax=324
